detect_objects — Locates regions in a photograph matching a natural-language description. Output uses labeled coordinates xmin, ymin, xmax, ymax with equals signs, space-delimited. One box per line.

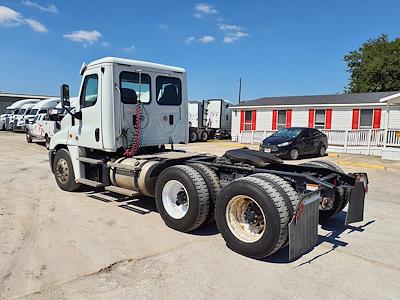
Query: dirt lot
xmin=1 ymin=132 xmax=399 ymax=299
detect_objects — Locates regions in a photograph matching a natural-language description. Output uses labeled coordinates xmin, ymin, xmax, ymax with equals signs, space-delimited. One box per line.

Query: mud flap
xmin=345 ymin=182 xmax=365 ymax=225
xmin=289 ymin=191 xmax=320 ymax=261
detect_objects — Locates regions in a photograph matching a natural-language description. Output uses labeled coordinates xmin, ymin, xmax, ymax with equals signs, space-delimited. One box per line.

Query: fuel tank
xmin=109 ymin=157 xmax=161 ymax=197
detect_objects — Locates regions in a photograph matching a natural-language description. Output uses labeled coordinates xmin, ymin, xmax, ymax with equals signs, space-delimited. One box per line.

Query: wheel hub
xmin=175 ymin=190 xmax=188 ymax=206
xmin=56 ymin=158 xmax=69 ymax=184
xmin=162 ymin=180 xmax=190 ymax=219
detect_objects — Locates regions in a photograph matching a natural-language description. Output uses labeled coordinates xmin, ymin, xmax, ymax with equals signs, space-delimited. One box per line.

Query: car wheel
xmin=289 ymin=148 xmax=299 ymax=160
xmin=45 ymin=135 xmax=50 ymax=149
xmin=26 ymin=130 xmax=32 ymax=143
xmin=319 ymin=145 xmax=326 ymax=157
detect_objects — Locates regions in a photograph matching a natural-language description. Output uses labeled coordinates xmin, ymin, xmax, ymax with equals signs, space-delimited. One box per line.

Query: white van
xmin=1 ymin=99 xmax=40 ymax=130
xmin=13 ymin=103 xmax=36 ymax=132
xmin=23 ymin=98 xmax=60 ymax=128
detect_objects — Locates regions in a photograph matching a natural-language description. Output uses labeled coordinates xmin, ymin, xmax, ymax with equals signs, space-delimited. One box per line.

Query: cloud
xmin=185 ymin=36 xmax=195 ymax=44
xmin=102 ymin=41 xmax=110 ymax=48
xmin=0 ymin=5 xmax=23 ymax=27
xmin=194 ymin=3 xmax=217 ymax=18
xmin=122 ymin=45 xmax=135 ymax=53
xmin=21 ymin=1 xmax=57 ymax=13
xmin=198 ymin=35 xmax=215 ymax=43
xmin=219 ymin=23 xmax=249 ymax=44
xmin=63 ymin=30 xmax=102 ymax=46
xmin=24 ymin=18 xmax=47 ymax=32
xmin=0 ymin=5 xmax=47 ymax=32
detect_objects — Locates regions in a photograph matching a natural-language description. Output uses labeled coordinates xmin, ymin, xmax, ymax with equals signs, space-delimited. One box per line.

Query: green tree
xmin=344 ymin=34 xmax=400 ymax=93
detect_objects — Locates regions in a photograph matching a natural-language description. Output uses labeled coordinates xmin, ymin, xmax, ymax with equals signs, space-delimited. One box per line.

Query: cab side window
xmin=81 ymin=74 xmax=98 ymax=108
xmin=156 ymin=76 xmax=182 ymax=105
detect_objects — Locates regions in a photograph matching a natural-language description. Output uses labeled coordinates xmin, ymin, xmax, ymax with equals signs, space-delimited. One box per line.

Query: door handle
xmin=95 ymin=128 xmax=100 ymax=142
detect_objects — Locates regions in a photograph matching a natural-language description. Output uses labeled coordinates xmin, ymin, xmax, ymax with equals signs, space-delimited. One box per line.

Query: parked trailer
xmin=188 ymin=99 xmax=231 ymax=142
xmin=49 ymin=57 xmax=368 ymax=260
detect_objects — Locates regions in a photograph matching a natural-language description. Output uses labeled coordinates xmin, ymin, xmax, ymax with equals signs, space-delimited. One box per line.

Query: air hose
xmin=124 ymin=101 xmax=142 ymax=157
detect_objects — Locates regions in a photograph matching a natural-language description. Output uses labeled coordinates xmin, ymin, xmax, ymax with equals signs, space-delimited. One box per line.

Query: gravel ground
xmin=0 ymin=132 xmax=399 ymax=299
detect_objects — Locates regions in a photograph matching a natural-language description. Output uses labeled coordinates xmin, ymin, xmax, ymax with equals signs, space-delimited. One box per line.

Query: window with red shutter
xmin=308 ymin=109 xmax=315 ymax=128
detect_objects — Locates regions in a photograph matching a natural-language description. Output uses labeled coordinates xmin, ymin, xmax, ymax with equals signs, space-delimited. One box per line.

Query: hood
xmin=262 ymin=135 xmax=295 ymax=146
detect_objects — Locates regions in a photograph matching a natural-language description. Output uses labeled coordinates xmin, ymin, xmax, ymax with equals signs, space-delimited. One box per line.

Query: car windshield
xmin=272 ymin=128 xmax=302 ymax=139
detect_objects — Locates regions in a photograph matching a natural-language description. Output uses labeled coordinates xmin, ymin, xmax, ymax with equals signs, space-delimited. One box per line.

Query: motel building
xmin=230 ymin=91 xmax=400 ymax=160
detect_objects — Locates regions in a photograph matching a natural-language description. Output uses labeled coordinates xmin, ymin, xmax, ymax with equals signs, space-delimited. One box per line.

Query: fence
xmin=238 ymin=128 xmax=400 ymax=155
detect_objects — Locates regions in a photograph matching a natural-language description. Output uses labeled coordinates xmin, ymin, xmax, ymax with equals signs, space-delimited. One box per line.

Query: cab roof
xmin=87 ymin=57 xmax=186 ymax=73
xmin=31 ymin=98 xmax=60 ymax=110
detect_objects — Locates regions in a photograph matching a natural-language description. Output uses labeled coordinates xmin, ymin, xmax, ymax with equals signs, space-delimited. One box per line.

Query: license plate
xmin=265 ymin=148 xmax=271 ymax=153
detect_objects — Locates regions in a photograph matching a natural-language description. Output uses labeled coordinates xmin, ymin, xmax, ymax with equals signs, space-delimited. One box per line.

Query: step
xmin=107 ymin=161 xmax=141 ymax=171
xmin=105 ymin=186 xmax=140 ymax=197
xmin=77 ymin=157 xmax=104 ymax=165
xmin=76 ymin=178 xmax=103 ymax=188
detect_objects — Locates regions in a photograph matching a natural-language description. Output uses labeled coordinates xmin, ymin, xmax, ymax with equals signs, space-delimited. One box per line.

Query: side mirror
xmin=61 ymin=84 xmax=70 ymax=107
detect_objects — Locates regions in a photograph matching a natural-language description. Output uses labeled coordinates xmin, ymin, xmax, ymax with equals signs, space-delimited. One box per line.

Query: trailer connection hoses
xmin=124 ymin=102 xmax=142 ymax=157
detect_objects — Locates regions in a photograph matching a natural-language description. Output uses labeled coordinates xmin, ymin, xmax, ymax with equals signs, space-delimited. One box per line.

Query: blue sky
xmin=0 ymin=0 xmax=399 ymax=103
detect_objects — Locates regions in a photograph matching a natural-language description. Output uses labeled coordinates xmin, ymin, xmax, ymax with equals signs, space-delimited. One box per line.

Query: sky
xmin=0 ymin=0 xmax=399 ymax=103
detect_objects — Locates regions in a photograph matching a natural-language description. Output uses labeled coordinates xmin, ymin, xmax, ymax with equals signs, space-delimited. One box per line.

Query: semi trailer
xmin=188 ymin=99 xmax=231 ymax=142
xmin=49 ymin=57 xmax=368 ymax=260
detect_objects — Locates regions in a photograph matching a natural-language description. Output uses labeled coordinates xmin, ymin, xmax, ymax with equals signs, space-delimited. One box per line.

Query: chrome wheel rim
xmin=56 ymin=158 xmax=69 ymax=184
xmin=320 ymin=147 xmax=326 ymax=156
xmin=225 ymin=195 xmax=266 ymax=243
xmin=162 ymin=180 xmax=189 ymax=219
xmin=291 ymin=149 xmax=298 ymax=159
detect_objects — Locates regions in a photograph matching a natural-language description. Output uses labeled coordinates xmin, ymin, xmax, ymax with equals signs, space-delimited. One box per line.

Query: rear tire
xmin=200 ymin=130 xmax=209 ymax=142
xmin=319 ymin=145 xmax=326 ymax=157
xmin=155 ymin=165 xmax=210 ymax=232
xmin=190 ymin=163 xmax=222 ymax=224
xmin=215 ymin=176 xmax=290 ymax=259
xmin=53 ymin=149 xmax=81 ymax=192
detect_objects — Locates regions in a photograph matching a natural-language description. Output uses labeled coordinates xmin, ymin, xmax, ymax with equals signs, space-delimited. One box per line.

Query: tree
xmin=343 ymin=34 xmax=400 ymax=93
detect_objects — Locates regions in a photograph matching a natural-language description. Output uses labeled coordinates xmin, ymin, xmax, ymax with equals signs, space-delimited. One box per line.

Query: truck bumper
xmin=288 ymin=183 xmax=367 ymax=260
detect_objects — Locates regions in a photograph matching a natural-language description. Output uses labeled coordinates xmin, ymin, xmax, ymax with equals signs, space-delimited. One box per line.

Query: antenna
xmin=238 ymin=78 xmax=242 ymax=104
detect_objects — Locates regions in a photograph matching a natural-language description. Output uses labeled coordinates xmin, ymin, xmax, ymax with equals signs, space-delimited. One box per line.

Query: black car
xmin=259 ymin=127 xmax=328 ymax=160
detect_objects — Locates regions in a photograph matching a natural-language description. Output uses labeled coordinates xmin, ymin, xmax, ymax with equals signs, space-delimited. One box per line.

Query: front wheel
xmin=53 ymin=149 xmax=81 ymax=192
xmin=319 ymin=145 xmax=326 ymax=157
xmin=45 ymin=135 xmax=50 ymax=149
xmin=289 ymin=148 xmax=299 ymax=160
xmin=26 ymin=130 xmax=32 ymax=143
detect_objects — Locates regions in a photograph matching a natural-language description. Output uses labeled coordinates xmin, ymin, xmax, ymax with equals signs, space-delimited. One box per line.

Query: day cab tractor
xmin=49 ymin=57 xmax=368 ymax=260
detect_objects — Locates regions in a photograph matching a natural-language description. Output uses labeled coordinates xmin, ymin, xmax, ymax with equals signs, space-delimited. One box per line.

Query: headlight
xmin=277 ymin=141 xmax=291 ymax=147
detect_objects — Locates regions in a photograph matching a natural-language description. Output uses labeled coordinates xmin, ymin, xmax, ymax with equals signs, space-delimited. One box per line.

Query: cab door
xmin=75 ymin=71 xmax=103 ymax=149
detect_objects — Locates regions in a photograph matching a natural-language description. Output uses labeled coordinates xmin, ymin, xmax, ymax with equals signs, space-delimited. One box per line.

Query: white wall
xmin=231 ymin=105 xmax=400 ymax=140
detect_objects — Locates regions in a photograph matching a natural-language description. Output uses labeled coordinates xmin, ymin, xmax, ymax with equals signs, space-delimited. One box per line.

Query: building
xmin=0 ymin=92 xmax=55 ymax=114
xmin=231 ymin=91 xmax=400 ymax=160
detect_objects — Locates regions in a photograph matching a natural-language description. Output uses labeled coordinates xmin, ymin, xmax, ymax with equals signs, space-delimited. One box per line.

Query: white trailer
xmin=48 ymin=57 xmax=368 ymax=260
xmin=188 ymin=99 xmax=232 ymax=142
xmin=1 ymin=99 xmax=40 ymax=130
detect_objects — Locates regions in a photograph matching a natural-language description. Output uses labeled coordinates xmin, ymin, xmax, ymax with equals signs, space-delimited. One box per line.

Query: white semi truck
xmin=49 ymin=57 xmax=368 ymax=260
xmin=27 ymin=98 xmax=78 ymax=148
xmin=188 ymin=99 xmax=231 ymax=142
xmin=1 ymin=99 xmax=40 ymax=130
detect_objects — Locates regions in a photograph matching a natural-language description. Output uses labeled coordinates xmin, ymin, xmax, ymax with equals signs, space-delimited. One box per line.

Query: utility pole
xmin=238 ymin=77 xmax=242 ymax=104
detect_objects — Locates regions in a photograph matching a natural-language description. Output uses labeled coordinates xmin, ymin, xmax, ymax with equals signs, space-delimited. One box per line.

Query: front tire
xmin=319 ymin=145 xmax=326 ymax=157
xmin=45 ymin=134 xmax=50 ymax=149
xmin=289 ymin=148 xmax=299 ymax=160
xmin=155 ymin=165 xmax=210 ymax=232
xmin=26 ymin=130 xmax=32 ymax=143
xmin=53 ymin=149 xmax=81 ymax=192
xmin=215 ymin=176 xmax=290 ymax=259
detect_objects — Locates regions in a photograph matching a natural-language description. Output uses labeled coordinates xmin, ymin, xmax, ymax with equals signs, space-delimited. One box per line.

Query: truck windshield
xmin=29 ymin=109 xmax=38 ymax=115
xmin=272 ymin=128 xmax=302 ymax=139
xmin=6 ymin=109 xmax=12 ymax=114
xmin=18 ymin=109 xmax=26 ymax=115
xmin=13 ymin=109 xmax=19 ymax=114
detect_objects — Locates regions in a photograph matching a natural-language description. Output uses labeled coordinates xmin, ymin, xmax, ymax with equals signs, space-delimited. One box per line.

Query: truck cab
xmin=51 ymin=57 xmax=188 ymax=153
